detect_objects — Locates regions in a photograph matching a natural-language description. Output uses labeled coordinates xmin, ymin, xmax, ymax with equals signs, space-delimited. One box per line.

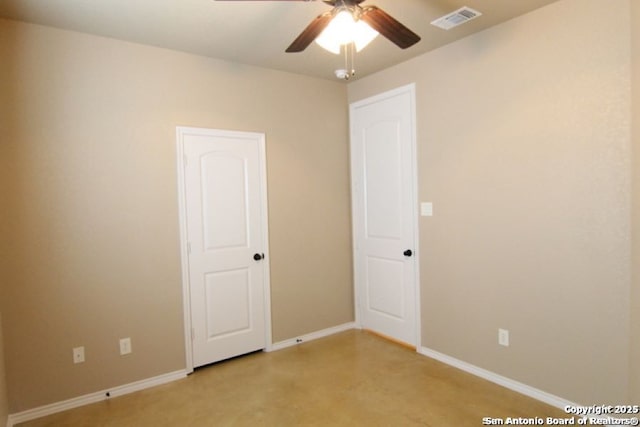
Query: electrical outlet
xmin=498 ymin=329 xmax=510 ymax=347
xmin=119 ymin=337 xmax=132 ymax=355
xmin=73 ymin=346 xmax=85 ymax=364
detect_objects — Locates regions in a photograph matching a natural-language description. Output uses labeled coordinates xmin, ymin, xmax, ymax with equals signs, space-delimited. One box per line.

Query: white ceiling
xmin=0 ymin=0 xmax=560 ymax=81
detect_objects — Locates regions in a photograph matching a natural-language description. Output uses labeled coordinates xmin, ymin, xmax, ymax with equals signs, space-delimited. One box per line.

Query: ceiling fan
xmin=216 ymin=0 xmax=421 ymax=53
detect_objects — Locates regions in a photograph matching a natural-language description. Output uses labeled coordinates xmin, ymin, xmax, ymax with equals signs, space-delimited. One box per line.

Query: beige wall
xmin=0 ymin=18 xmax=352 ymax=413
xmin=349 ymin=0 xmax=632 ymax=404
xmin=631 ymin=0 xmax=640 ymax=404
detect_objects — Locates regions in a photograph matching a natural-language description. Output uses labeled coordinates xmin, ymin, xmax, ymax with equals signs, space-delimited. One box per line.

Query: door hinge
xmin=187 ymin=242 xmax=192 ymax=254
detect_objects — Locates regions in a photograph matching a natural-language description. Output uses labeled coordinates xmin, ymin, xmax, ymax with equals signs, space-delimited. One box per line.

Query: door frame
xmin=176 ymin=126 xmax=273 ymax=373
xmin=349 ymin=83 xmax=421 ymax=349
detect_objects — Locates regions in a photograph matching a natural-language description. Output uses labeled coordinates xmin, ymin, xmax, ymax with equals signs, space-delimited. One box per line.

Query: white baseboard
xmin=7 ymin=323 xmax=358 ymax=426
xmin=269 ymin=322 xmax=357 ymax=352
xmin=7 ymin=369 xmax=188 ymax=427
xmin=418 ymin=346 xmax=577 ymax=410
xmin=8 ymin=333 xmax=580 ymax=427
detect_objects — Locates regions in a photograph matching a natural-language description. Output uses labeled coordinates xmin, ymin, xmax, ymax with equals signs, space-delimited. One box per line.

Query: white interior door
xmin=177 ymin=127 xmax=271 ymax=369
xmin=350 ymin=84 xmax=419 ymax=347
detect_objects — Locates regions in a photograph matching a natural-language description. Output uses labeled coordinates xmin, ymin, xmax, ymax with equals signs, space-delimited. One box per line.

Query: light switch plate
xmin=420 ymin=202 xmax=433 ymax=217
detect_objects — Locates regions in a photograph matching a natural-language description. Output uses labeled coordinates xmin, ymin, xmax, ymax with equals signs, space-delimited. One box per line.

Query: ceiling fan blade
xmin=286 ymin=12 xmax=333 ymax=52
xmin=360 ymin=6 xmax=421 ymax=49
xmin=213 ymin=1 xmax=365 ymax=4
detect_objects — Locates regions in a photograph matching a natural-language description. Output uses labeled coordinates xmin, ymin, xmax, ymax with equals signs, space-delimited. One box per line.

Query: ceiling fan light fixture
xmin=352 ymin=19 xmax=379 ymax=51
xmin=315 ymin=9 xmax=379 ymax=54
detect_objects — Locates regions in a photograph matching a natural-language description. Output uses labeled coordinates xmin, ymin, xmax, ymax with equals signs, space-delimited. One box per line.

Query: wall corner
xmin=630 ymin=0 xmax=640 ymax=404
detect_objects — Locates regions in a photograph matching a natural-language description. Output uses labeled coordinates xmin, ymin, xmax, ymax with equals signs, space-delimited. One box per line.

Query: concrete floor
xmin=18 ymin=330 xmax=569 ymax=426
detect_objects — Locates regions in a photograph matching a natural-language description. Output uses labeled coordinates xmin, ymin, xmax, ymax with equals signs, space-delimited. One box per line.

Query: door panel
xmin=204 ymin=269 xmax=251 ymax=338
xmin=364 ymin=121 xmax=403 ymax=240
xmin=178 ymin=128 xmax=269 ymax=368
xmin=351 ymin=85 xmax=418 ymax=347
xmin=366 ymin=256 xmax=405 ymax=319
xmin=201 ymin=154 xmax=249 ymax=250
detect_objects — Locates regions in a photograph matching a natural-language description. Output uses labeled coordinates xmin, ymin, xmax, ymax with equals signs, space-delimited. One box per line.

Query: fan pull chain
xmin=349 ymin=42 xmax=356 ymax=79
xmin=339 ymin=42 xmax=356 ymax=81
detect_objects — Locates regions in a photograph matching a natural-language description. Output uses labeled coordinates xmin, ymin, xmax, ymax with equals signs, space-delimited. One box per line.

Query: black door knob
xmin=403 ymin=249 xmax=413 ymax=257
xmin=253 ymin=253 xmax=263 ymax=261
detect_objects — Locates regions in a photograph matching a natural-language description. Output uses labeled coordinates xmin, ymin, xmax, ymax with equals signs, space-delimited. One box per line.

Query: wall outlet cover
xmin=119 ymin=337 xmax=132 ymax=355
xmin=498 ymin=328 xmax=510 ymax=347
xmin=73 ymin=346 xmax=85 ymax=364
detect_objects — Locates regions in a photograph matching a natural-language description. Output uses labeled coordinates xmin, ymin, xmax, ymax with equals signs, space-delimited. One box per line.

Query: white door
xmin=350 ymin=84 xmax=419 ymax=347
xmin=177 ymin=127 xmax=271 ymax=369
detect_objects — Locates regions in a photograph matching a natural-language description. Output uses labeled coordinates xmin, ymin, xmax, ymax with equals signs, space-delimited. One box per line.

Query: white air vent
xmin=431 ymin=6 xmax=482 ymax=30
